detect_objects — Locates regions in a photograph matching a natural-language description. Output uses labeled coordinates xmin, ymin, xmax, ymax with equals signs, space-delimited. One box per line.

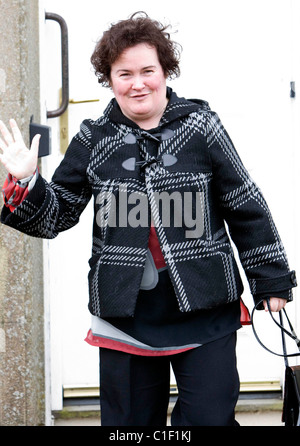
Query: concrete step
xmin=52 ymin=393 xmax=284 ymax=426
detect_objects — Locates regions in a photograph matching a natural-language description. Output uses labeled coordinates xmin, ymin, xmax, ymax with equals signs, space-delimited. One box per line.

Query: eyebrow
xmin=116 ymin=65 xmax=157 ymax=73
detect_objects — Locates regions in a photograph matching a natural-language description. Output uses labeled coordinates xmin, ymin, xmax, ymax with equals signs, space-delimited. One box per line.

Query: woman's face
xmin=110 ymin=43 xmax=168 ymax=129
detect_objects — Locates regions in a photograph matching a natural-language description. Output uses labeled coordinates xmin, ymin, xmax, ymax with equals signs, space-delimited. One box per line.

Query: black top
xmin=104 ymin=269 xmax=242 ymax=348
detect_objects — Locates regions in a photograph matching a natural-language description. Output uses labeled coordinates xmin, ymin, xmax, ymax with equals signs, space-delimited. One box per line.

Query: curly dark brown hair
xmin=91 ymin=12 xmax=181 ymax=87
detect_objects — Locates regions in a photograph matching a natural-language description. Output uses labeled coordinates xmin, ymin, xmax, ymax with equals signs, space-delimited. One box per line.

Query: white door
xmin=40 ymin=0 xmax=299 ymax=410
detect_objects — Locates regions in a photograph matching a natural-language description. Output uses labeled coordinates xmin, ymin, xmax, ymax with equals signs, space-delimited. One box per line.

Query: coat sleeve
xmin=1 ymin=120 xmax=93 ymax=239
xmin=206 ymin=111 xmax=297 ymax=307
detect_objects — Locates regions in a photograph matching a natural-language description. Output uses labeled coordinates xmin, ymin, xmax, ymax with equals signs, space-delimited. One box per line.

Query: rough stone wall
xmin=0 ymin=0 xmax=45 ymax=426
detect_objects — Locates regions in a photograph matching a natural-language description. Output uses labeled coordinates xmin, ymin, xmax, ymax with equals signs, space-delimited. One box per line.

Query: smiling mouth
xmin=130 ymin=93 xmax=150 ymax=100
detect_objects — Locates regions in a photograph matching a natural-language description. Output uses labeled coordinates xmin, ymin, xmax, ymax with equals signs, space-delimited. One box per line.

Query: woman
xmin=0 ymin=13 xmax=296 ymax=426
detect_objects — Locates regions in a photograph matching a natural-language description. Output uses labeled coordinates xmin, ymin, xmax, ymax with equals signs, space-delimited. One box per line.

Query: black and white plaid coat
xmin=1 ymin=89 xmax=296 ymax=317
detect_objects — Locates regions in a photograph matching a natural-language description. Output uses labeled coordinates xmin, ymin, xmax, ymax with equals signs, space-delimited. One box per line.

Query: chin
xmin=130 ymin=108 xmax=151 ymax=118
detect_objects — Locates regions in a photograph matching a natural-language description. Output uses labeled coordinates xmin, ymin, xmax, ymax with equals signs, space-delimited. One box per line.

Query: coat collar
xmin=104 ymin=87 xmax=210 ymax=130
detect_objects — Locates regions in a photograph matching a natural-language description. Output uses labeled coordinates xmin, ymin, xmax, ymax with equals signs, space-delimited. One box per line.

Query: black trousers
xmin=99 ymin=332 xmax=240 ymax=426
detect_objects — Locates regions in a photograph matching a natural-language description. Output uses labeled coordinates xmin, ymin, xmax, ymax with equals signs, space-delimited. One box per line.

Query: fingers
xmin=0 ymin=119 xmax=14 ymax=146
xmin=0 ymin=119 xmax=27 ymax=148
xmin=263 ymin=298 xmax=286 ymax=312
xmin=9 ymin=119 xmax=25 ymax=145
xmin=30 ymin=134 xmax=41 ymax=158
xmin=0 ymin=119 xmax=40 ymax=177
xmin=0 ymin=121 xmax=8 ymax=151
xmin=0 ymin=136 xmax=6 ymax=153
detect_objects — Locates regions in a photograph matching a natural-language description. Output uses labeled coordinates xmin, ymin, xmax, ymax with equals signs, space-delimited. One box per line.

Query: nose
xmin=131 ymin=75 xmax=145 ymax=90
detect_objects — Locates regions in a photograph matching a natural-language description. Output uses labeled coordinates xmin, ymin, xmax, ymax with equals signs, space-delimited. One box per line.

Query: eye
xmin=119 ymin=72 xmax=131 ymax=78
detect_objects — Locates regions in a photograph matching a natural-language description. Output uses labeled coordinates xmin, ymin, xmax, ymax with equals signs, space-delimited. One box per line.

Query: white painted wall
xmin=39 ymin=0 xmax=300 ymax=413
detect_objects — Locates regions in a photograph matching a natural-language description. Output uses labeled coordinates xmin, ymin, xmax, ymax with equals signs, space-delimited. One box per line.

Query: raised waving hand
xmin=0 ymin=119 xmax=40 ymax=179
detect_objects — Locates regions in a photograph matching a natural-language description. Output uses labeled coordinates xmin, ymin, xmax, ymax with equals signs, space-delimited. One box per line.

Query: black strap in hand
xmin=251 ymin=298 xmax=300 ymax=361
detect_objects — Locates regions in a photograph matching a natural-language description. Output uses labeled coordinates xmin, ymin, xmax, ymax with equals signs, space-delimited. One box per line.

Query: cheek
xmin=110 ymin=78 xmax=127 ymax=96
xmin=149 ymin=75 xmax=166 ymax=92
xmin=112 ymin=85 xmax=128 ymax=101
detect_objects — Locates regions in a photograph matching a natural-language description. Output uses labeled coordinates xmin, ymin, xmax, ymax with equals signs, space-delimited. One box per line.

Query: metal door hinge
xmin=290 ymin=81 xmax=296 ymax=98
xmin=59 ymin=94 xmax=100 ymax=154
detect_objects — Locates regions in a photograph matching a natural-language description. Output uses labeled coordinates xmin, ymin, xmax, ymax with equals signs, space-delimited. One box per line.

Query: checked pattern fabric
xmin=1 ymin=89 xmax=296 ymax=317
